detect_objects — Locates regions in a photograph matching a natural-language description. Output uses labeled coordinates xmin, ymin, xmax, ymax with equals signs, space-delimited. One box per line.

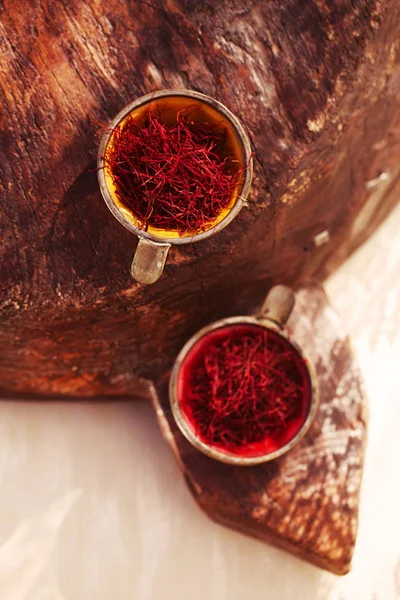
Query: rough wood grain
xmin=152 ymin=286 xmax=368 ymax=575
xmin=0 ymin=0 xmax=400 ymax=397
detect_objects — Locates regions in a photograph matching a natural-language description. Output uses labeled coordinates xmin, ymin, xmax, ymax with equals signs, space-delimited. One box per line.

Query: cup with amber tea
xmin=97 ymin=89 xmax=253 ymax=284
xmin=169 ymin=286 xmax=319 ymax=466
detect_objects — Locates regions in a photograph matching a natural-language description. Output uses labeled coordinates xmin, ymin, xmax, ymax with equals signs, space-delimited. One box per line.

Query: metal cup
xmin=169 ymin=286 xmax=319 ymax=466
xmin=97 ymin=89 xmax=253 ymax=284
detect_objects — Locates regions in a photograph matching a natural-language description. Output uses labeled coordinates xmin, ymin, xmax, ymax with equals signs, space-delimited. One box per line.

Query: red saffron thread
xmin=178 ymin=324 xmax=311 ymax=456
xmin=104 ymin=106 xmax=243 ymax=234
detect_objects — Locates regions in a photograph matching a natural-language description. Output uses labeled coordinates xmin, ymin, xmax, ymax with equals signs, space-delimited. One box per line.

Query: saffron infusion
xmin=177 ymin=324 xmax=311 ymax=457
xmin=104 ymin=107 xmax=243 ymax=235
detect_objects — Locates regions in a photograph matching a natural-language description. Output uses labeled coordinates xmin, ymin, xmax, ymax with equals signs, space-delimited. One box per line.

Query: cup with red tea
xmin=97 ymin=89 xmax=253 ymax=284
xmin=169 ymin=286 xmax=319 ymax=465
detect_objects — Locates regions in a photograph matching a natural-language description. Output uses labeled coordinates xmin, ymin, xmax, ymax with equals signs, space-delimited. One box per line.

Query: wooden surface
xmin=1 ymin=1 xmax=400 ymax=398
xmin=153 ymin=286 xmax=367 ymax=575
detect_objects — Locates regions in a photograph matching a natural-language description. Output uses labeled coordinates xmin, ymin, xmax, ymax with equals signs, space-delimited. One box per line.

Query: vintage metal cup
xmin=169 ymin=286 xmax=319 ymax=466
xmin=97 ymin=89 xmax=253 ymax=284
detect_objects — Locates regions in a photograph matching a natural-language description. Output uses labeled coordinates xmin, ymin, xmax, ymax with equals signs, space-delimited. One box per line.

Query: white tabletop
xmin=0 ymin=206 xmax=399 ymax=600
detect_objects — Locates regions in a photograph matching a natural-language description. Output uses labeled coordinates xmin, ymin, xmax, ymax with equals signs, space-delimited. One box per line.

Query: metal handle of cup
xmin=259 ymin=285 xmax=295 ymax=328
xmin=131 ymin=238 xmax=171 ymax=285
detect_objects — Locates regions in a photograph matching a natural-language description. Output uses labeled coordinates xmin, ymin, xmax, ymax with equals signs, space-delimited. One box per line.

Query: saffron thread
xmin=179 ymin=325 xmax=310 ymax=455
xmin=103 ymin=106 xmax=244 ymax=235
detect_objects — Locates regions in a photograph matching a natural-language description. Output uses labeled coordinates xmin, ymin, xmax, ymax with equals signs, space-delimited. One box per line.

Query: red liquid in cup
xmin=177 ymin=324 xmax=312 ymax=458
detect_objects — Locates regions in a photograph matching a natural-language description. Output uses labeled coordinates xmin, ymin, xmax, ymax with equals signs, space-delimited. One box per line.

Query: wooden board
xmin=0 ymin=1 xmax=400 ymax=397
xmin=152 ymin=286 xmax=367 ymax=575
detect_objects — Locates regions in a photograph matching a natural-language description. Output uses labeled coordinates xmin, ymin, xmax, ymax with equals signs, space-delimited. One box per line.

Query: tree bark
xmin=0 ymin=0 xmax=399 ymax=398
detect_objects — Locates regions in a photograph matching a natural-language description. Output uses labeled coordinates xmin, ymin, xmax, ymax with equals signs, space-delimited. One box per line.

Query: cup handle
xmin=259 ymin=285 xmax=295 ymax=328
xmin=131 ymin=238 xmax=171 ymax=284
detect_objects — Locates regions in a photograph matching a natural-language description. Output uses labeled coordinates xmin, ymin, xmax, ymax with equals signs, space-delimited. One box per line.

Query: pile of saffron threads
xmin=180 ymin=325 xmax=308 ymax=453
xmin=105 ymin=108 xmax=241 ymax=235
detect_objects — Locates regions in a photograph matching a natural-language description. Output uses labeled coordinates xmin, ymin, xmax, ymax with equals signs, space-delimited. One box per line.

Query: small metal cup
xmin=169 ymin=286 xmax=319 ymax=466
xmin=97 ymin=89 xmax=253 ymax=284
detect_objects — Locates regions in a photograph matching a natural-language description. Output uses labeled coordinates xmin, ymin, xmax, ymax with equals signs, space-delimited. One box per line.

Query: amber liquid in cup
xmin=98 ymin=90 xmax=252 ymax=284
xmin=103 ymin=96 xmax=247 ymax=240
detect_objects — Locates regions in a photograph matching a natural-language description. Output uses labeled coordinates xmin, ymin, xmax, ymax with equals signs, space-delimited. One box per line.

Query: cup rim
xmin=169 ymin=316 xmax=319 ymax=466
xmin=97 ymin=89 xmax=253 ymax=245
